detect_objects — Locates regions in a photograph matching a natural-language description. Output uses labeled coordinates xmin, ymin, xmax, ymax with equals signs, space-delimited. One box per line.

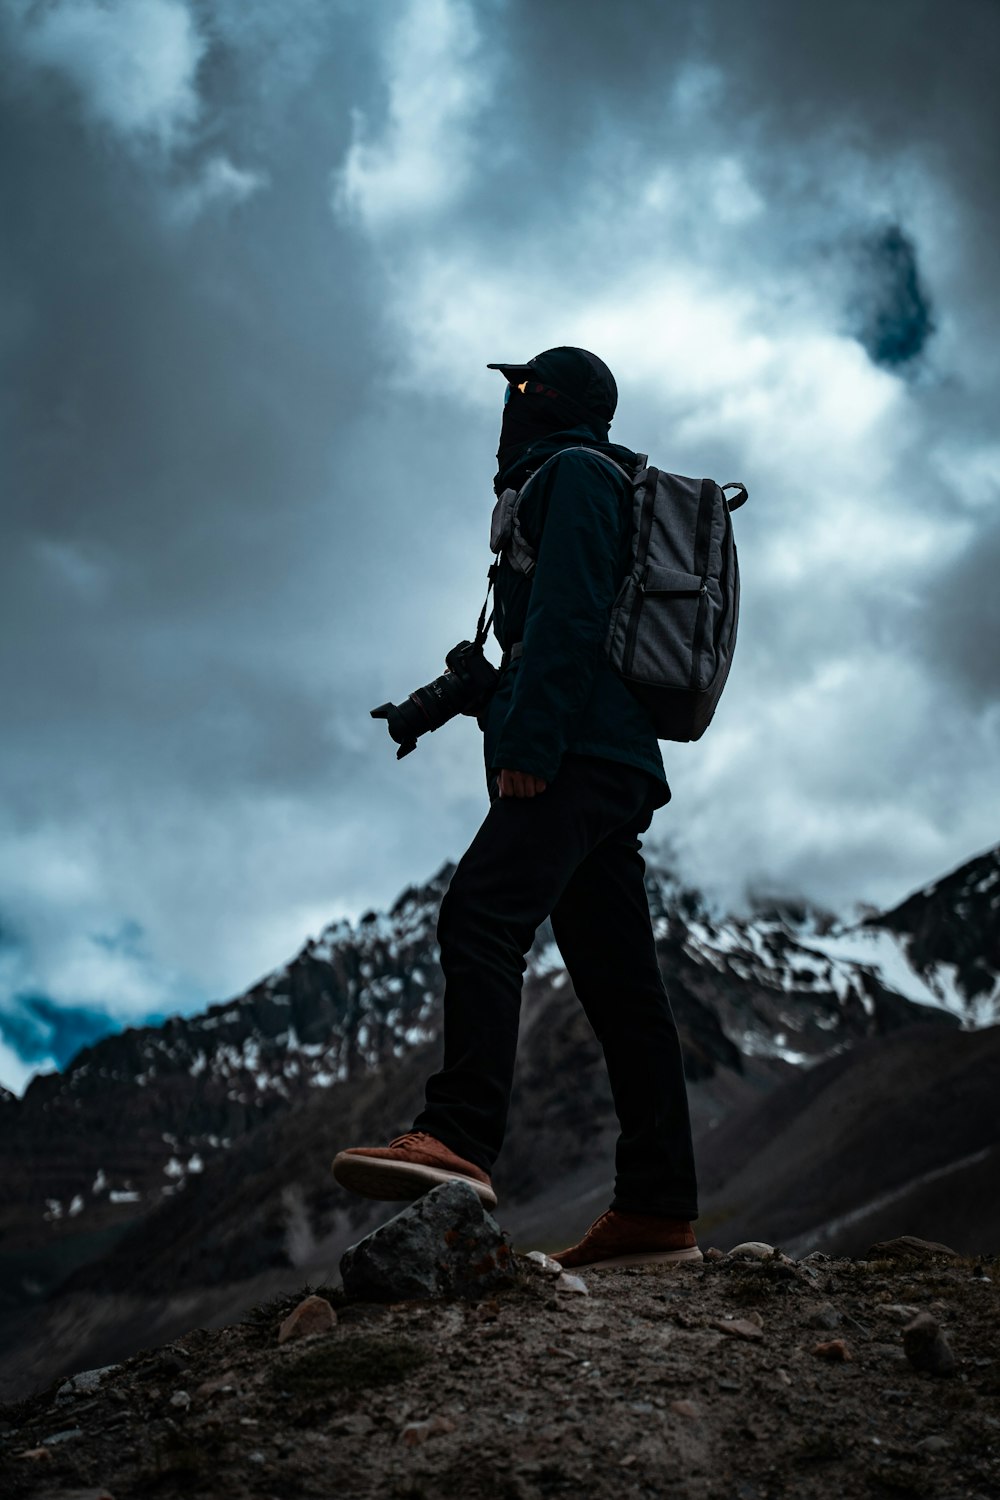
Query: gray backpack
xmin=489 ymin=447 xmax=748 ymax=742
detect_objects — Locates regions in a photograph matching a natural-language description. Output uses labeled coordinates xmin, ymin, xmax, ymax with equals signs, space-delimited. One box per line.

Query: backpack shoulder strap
xmin=546 ymin=445 xmax=645 ymax=486
xmin=496 ymin=447 xmax=647 ymax=578
xmin=517 ymin=445 xmax=645 ymax=495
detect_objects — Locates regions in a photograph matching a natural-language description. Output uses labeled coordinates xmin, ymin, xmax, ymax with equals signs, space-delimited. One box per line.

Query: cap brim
xmin=486 ymin=362 xmax=533 ymax=380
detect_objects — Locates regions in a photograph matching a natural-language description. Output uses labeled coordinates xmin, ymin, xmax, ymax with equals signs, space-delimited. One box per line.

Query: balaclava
xmin=488 ymin=346 xmax=618 ymax=491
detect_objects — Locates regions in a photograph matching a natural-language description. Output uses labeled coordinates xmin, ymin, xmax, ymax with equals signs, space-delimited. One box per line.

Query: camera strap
xmin=473 ymin=562 xmax=499 ymax=648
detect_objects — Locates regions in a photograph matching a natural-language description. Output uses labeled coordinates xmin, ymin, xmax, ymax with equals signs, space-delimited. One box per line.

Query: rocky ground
xmin=1 ymin=1234 xmax=997 ymax=1500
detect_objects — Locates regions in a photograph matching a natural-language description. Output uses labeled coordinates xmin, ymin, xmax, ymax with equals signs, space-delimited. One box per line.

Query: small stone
xmin=169 ymin=1390 xmax=191 ymax=1410
xmin=903 ymin=1313 xmax=956 ymax=1377
xmin=805 ymin=1302 xmax=841 ymax=1331
xmin=670 ymin=1399 xmax=702 ymax=1419
xmin=746 ymin=1310 xmax=764 ymax=1328
xmin=41 ymin=1428 xmax=84 ymax=1445
xmin=277 ymin=1294 xmax=338 ymax=1344
xmin=340 ymin=1182 xmax=514 ymax=1301
xmin=333 ymin=1414 xmax=375 ymax=1437
xmin=915 ymin=1435 xmax=951 ymax=1453
xmin=811 ymin=1339 xmax=852 ymax=1361
xmin=56 ymin=1365 xmax=120 ymax=1401
xmin=525 ymin=1250 xmax=563 ymax=1276
xmin=15 ymin=1447 xmax=52 ymax=1461
xmin=247 ymin=1451 xmax=266 ymax=1465
xmin=713 ymin=1317 xmax=764 ymax=1341
xmin=728 ymin=1241 xmax=776 ymax=1260
xmin=775 ymin=1368 xmax=792 ymax=1387
xmin=400 ymin=1415 xmax=457 ymax=1447
xmin=869 ymin=1235 xmax=959 ymax=1261
xmin=555 ymin=1273 xmax=589 ymax=1297
xmin=704 ymin=1248 xmax=726 ymax=1261
xmin=880 ymin=1303 xmax=921 ymax=1324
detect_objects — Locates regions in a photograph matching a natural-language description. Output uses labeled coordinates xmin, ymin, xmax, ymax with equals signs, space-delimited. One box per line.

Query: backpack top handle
xmin=722 ymin=482 xmax=748 ymax=512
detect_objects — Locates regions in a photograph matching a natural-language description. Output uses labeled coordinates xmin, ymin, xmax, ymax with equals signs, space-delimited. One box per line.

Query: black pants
xmin=412 ymin=753 xmax=698 ymax=1219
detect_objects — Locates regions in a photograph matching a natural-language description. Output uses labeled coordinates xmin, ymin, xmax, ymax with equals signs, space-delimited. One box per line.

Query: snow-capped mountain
xmin=860 ymin=843 xmax=1000 ymax=1024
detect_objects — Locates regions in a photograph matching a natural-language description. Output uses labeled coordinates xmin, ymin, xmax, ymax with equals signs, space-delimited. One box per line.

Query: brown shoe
xmin=553 ymin=1209 xmax=703 ymax=1270
xmin=332 ymin=1130 xmax=497 ymax=1210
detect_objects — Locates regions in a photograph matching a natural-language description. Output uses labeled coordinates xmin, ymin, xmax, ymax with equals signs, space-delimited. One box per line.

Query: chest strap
xmin=500 ymin=641 xmax=523 ymax=670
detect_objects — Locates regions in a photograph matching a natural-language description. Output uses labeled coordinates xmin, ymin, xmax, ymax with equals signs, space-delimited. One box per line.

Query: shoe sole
xmin=559 ymin=1246 xmax=704 ymax=1270
xmin=332 ymin=1152 xmax=498 ymax=1211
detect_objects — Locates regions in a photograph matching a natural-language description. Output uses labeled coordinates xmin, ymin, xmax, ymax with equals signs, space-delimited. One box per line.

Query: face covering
xmin=494 ymin=387 xmax=604 ymax=491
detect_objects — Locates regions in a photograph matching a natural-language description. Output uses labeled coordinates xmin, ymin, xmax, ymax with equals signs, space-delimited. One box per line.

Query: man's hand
xmin=498 ymin=768 xmax=548 ymax=798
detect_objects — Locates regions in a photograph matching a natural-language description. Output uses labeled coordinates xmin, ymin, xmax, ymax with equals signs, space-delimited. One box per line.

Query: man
xmin=334 ymin=347 xmax=701 ymax=1269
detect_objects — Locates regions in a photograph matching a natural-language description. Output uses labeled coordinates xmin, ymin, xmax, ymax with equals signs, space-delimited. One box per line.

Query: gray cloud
xmin=1 ymin=0 xmax=998 ymax=1091
xmin=918 ymin=506 xmax=1000 ymax=705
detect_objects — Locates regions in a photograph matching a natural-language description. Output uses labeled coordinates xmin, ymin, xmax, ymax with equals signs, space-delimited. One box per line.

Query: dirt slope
xmin=2 ymin=1248 xmax=998 ymax=1500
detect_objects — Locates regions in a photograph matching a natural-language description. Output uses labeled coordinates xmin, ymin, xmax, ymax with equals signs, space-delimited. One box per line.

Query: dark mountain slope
xmin=697 ymin=1022 xmax=1000 ymax=1255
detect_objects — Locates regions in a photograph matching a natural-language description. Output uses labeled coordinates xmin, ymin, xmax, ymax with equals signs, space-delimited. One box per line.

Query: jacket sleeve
xmin=491 ymin=451 xmax=625 ymax=783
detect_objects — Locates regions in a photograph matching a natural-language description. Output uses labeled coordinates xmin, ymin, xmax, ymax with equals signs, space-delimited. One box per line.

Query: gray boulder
xmin=339 ymin=1180 xmax=515 ymax=1301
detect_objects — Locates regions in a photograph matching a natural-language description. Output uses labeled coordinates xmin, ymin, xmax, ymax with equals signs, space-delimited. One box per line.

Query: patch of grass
xmin=312 ymin=1282 xmax=350 ymax=1308
xmin=240 ymin=1282 xmax=352 ymax=1349
xmin=242 ymin=1286 xmax=311 ymax=1331
xmin=270 ymin=1333 xmax=428 ymax=1397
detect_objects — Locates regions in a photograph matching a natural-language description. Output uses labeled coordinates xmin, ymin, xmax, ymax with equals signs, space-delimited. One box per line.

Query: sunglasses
xmin=504 ymin=379 xmax=570 ymax=406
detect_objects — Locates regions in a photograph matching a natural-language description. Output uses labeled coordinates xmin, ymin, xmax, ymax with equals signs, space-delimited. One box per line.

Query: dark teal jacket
xmin=482 ymin=428 xmax=670 ymax=805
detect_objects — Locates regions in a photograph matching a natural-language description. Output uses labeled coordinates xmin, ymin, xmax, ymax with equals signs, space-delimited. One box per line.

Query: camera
xmin=371 ymin=640 xmax=499 ymax=759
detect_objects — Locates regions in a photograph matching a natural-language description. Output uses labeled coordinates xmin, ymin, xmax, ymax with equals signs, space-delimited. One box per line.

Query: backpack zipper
xmin=688 ymin=479 xmax=716 ymax=690
xmin=622 ymin=470 xmax=658 ymax=676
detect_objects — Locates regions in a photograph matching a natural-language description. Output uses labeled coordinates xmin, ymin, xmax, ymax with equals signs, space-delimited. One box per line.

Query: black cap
xmin=487 ymin=346 xmax=618 ymax=422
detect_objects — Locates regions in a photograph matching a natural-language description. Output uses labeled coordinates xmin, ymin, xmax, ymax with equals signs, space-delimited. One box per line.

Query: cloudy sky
xmin=2 ymin=0 xmax=998 ymax=1094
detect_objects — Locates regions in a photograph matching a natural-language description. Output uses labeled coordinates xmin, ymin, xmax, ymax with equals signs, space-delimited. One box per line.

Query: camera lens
xmin=371 ymin=642 xmax=498 ymax=760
